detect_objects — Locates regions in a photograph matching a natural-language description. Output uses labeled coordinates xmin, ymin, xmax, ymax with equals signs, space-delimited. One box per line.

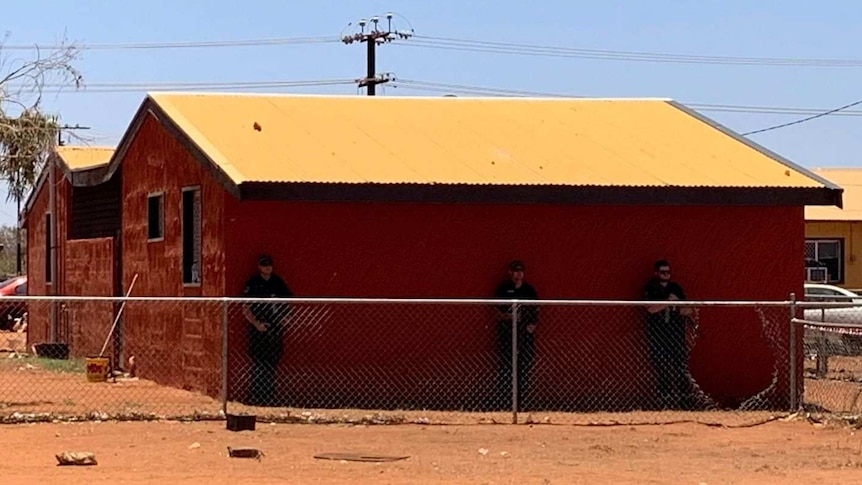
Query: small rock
xmin=56 ymin=452 xmax=97 ymax=466
xmin=500 ymin=451 xmax=510 ymax=457
xmin=542 ymin=416 xmax=551 ymax=424
xmin=55 ymin=432 xmax=61 ymax=438
xmin=25 ymin=363 xmax=35 ymax=369
xmin=478 ymin=448 xmax=490 ymax=456
xmin=188 ymin=442 xmax=201 ymax=450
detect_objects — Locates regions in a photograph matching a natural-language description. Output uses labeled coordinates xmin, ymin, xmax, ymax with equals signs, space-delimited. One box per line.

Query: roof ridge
xmin=148 ymin=91 xmax=675 ymax=102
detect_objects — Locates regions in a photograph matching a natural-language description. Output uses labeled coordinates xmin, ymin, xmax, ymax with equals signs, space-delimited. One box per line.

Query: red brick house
xmin=27 ymin=93 xmax=842 ymax=410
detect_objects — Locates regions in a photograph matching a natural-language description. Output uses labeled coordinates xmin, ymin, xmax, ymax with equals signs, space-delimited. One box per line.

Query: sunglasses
xmin=658 ymin=270 xmax=671 ymax=275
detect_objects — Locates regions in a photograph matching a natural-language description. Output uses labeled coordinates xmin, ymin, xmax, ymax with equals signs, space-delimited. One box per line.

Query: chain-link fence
xmin=0 ymin=295 xmax=850 ymax=425
xmin=798 ymin=295 xmax=862 ymax=416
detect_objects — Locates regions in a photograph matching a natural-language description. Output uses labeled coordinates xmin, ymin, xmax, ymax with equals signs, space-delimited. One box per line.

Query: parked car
xmin=803 ymin=283 xmax=862 ymax=354
xmin=0 ymin=276 xmax=26 ymax=331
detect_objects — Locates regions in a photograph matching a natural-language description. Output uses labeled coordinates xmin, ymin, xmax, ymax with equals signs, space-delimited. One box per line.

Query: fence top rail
xmin=793 ymin=317 xmax=862 ymax=329
xmin=797 ymin=301 xmax=862 ymax=308
xmin=5 ymin=295 xmax=796 ymax=307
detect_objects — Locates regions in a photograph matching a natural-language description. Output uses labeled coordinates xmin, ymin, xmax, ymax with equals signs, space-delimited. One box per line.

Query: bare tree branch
xmin=0 ymin=33 xmax=82 ymax=204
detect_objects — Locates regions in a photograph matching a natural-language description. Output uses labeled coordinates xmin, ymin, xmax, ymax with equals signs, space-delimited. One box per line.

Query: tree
xmin=0 ymin=35 xmax=82 ymax=274
xmin=0 ymin=224 xmax=23 ymax=278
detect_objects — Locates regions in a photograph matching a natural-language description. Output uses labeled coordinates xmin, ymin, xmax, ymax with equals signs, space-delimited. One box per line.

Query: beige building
xmin=806 ymin=169 xmax=862 ymax=290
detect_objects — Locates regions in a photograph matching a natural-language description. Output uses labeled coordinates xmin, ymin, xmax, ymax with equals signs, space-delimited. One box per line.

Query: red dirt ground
xmin=3 ymin=419 xmax=862 ymax=484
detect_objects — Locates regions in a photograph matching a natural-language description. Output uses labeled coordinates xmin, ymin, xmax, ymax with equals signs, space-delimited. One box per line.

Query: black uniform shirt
xmin=494 ymin=280 xmax=539 ymax=326
xmin=644 ymin=278 xmax=687 ymax=326
xmin=643 ymin=279 xmax=686 ymax=302
xmin=243 ymin=273 xmax=292 ymax=324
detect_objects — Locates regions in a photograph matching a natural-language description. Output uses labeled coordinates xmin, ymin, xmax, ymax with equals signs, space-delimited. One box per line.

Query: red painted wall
xmin=225 ymin=200 xmax=803 ymax=410
xmin=120 ymin=114 xmax=225 ymax=396
xmin=25 ymin=164 xmax=71 ymax=347
xmin=25 ymin=170 xmax=51 ymax=346
xmin=62 ymin=238 xmax=115 ymax=357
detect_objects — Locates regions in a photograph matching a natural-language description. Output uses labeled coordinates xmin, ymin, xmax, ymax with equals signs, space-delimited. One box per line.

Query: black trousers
xmin=247 ymin=327 xmax=284 ymax=406
xmin=496 ymin=323 xmax=536 ymax=411
xmin=646 ymin=318 xmax=693 ymax=410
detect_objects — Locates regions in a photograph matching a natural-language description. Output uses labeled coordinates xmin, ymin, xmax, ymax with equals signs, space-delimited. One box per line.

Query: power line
xmin=10 ymin=76 xmax=862 ymax=120
xmin=10 ymin=78 xmax=357 ymax=94
xmin=0 ymin=36 xmax=339 ymax=51
xmin=741 ymin=98 xmax=862 ymax=135
xmin=402 ymin=35 xmax=862 ymax=68
xmin=391 ymin=80 xmax=862 ymax=129
xmin=8 ymin=74 xmax=861 ymax=132
xmin=5 ymin=31 xmax=862 ymax=69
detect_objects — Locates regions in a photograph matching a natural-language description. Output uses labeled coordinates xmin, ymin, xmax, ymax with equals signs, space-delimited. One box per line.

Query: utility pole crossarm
xmin=57 ymin=124 xmax=91 ymax=146
xmin=342 ymin=13 xmax=413 ymax=96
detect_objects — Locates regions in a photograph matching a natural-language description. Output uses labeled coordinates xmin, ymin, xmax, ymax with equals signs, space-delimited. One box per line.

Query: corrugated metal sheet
xmin=56 ymin=146 xmax=114 ymax=171
xmin=150 ymin=93 xmax=827 ymax=189
xmin=806 ymin=169 xmax=862 ymax=220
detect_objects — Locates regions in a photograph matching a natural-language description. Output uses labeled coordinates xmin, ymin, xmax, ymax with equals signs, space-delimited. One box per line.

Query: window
xmin=45 ymin=214 xmax=52 ymax=283
xmin=182 ymin=187 xmax=202 ymax=285
xmin=147 ymin=193 xmax=164 ymax=241
xmin=805 ymin=239 xmax=843 ymax=283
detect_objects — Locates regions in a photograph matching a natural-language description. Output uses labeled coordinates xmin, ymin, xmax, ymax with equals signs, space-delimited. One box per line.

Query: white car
xmin=804 ymin=283 xmax=862 ymax=303
xmin=803 ymin=283 xmax=862 ymax=323
xmin=803 ymin=283 xmax=862 ymax=354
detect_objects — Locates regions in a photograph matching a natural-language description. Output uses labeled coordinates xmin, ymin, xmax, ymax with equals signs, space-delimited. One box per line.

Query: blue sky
xmin=1 ymin=0 xmax=861 ymax=225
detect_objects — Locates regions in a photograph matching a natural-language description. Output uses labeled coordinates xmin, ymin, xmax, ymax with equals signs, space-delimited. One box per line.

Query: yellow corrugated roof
xmin=148 ymin=93 xmax=828 ymax=188
xmin=807 ymin=169 xmax=862 ymax=220
xmin=55 ymin=146 xmax=114 ymax=171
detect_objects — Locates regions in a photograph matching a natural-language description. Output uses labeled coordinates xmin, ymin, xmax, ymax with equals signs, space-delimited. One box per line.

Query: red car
xmin=0 ymin=276 xmax=27 ymax=331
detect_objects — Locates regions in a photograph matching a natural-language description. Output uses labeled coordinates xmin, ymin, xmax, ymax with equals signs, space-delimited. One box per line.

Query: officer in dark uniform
xmin=643 ymin=259 xmax=694 ymax=410
xmin=242 ymin=255 xmax=292 ymax=406
xmin=493 ymin=260 xmax=540 ymax=411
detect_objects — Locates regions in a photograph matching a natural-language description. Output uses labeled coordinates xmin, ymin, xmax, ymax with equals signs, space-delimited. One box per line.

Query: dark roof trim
xmin=103 ymin=96 xmax=241 ymax=199
xmin=668 ymin=100 xmax=844 ymax=208
xmin=240 ymin=182 xmax=842 ymax=207
xmin=23 ymin=150 xmax=116 ymax=223
xmin=69 ymin=165 xmax=111 ymax=187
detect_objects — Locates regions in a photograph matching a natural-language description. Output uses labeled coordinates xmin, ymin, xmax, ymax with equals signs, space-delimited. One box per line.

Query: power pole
xmin=57 ymin=124 xmax=91 ymax=146
xmin=342 ymin=13 xmax=413 ymax=95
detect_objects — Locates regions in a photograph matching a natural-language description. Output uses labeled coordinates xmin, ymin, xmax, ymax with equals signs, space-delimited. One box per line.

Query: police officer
xmin=644 ymin=259 xmax=694 ymax=410
xmin=242 ymin=254 xmax=292 ymax=406
xmin=493 ymin=260 xmax=539 ymax=411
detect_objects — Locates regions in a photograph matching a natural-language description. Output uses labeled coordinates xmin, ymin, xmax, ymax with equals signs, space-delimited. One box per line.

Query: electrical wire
xmin=392 ymin=80 xmax=862 ymax=133
xmin=406 ymin=35 xmax=862 ymax=67
xmin=7 ymin=76 xmax=861 ymax=135
xmin=741 ymin=98 xmax=862 ymax=135
xmin=2 ymin=79 xmax=357 ymax=94
xmin=0 ymin=36 xmax=339 ymax=51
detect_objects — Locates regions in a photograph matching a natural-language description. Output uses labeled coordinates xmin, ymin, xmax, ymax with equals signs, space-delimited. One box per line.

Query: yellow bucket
xmin=85 ymin=356 xmax=110 ymax=383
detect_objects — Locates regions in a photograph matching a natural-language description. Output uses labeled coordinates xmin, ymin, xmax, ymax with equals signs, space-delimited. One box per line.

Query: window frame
xmin=181 ymin=186 xmax=202 ymax=287
xmin=147 ymin=191 xmax=165 ymax=243
xmin=45 ymin=213 xmax=53 ymax=285
xmin=805 ymin=238 xmax=844 ymax=284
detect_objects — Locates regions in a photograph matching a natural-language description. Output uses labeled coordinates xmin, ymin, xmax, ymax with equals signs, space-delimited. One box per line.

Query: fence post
xmin=221 ymin=298 xmax=229 ymax=416
xmin=511 ymin=301 xmax=519 ymax=425
xmin=789 ymin=293 xmax=798 ymax=412
xmin=817 ymin=306 xmax=828 ymax=377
